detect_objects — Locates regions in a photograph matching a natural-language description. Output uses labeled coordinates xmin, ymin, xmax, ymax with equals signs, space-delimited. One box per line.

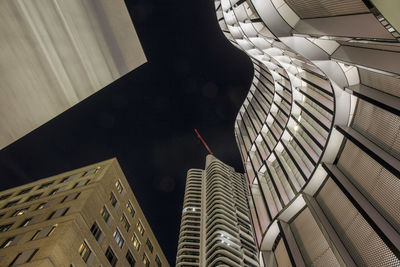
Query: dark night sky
xmin=0 ymin=0 xmax=253 ymax=264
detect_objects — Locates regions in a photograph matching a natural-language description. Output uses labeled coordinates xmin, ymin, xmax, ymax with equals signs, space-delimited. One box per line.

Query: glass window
xmin=9 ymin=248 xmax=38 ymax=266
xmin=126 ymin=250 xmax=136 ymax=267
xmin=18 ymin=187 xmax=33 ymax=195
xmin=109 ymin=192 xmax=118 ymax=207
xmin=90 ymin=222 xmax=102 ymax=241
xmin=132 ymin=234 xmax=141 ymax=251
xmin=39 ymin=182 xmax=53 ymax=189
xmin=36 ymin=202 xmax=46 ymax=210
xmin=100 ymin=206 xmax=111 ymax=224
xmin=31 ymin=225 xmax=57 ymax=240
xmin=0 ymin=194 xmax=12 ymax=201
xmin=59 ymin=176 xmax=70 ymax=183
xmin=126 ymin=201 xmax=135 ymax=217
xmin=0 ymin=237 xmax=15 ymax=248
xmin=61 ymin=192 xmax=80 ymax=203
xmin=12 ymin=207 xmax=29 ymax=217
xmin=155 ymin=255 xmax=162 ymax=267
xmin=105 ymin=247 xmax=118 ymax=267
xmin=143 ymin=253 xmax=150 ymax=267
xmin=136 ymin=221 xmax=145 ymax=236
xmin=26 ymin=194 xmax=42 ymax=202
xmin=0 ymin=223 xmax=13 ymax=232
xmin=78 ymin=241 xmax=91 ymax=263
xmin=4 ymin=200 xmax=20 ymax=208
xmin=48 ymin=189 xmax=58 ymax=196
xmin=20 ymin=218 xmax=32 ymax=227
xmin=113 ymin=228 xmax=124 ymax=248
xmin=146 ymin=238 xmax=154 ymax=253
xmin=120 ymin=214 xmax=130 ymax=232
xmin=47 ymin=208 xmax=68 ymax=220
xmin=84 ymin=167 xmax=99 ymax=176
xmin=115 ymin=180 xmax=123 ymax=194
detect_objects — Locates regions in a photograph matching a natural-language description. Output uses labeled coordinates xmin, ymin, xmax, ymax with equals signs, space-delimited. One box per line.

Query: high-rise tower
xmin=0 ymin=158 xmax=168 ymax=267
xmin=0 ymin=0 xmax=147 ymax=149
xmin=215 ymin=0 xmax=400 ymax=266
xmin=176 ymin=155 xmax=259 ymax=267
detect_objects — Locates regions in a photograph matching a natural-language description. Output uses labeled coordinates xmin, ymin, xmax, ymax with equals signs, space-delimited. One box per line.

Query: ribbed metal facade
xmin=176 ymin=155 xmax=259 ymax=267
xmin=215 ymin=0 xmax=400 ymax=266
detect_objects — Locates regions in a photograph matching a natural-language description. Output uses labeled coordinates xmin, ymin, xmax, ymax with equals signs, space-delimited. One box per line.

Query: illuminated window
xmin=20 ymin=218 xmax=32 ymax=227
xmin=115 ymin=180 xmax=123 ymax=194
xmin=36 ymin=202 xmax=46 ymax=210
xmin=105 ymin=247 xmax=117 ymax=267
xmin=0 ymin=237 xmax=15 ymax=248
xmin=113 ymin=228 xmax=124 ymax=248
xmin=136 ymin=221 xmax=145 ymax=236
xmin=126 ymin=201 xmax=135 ymax=217
xmin=143 ymin=253 xmax=150 ymax=267
xmin=12 ymin=207 xmax=29 ymax=217
xmin=109 ymin=192 xmax=117 ymax=207
xmin=78 ymin=242 xmax=91 ymax=263
xmin=100 ymin=206 xmax=111 ymax=224
xmin=120 ymin=214 xmax=130 ymax=232
xmin=0 ymin=223 xmax=13 ymax=232
xmin=132 ymin=234 xmax=141 ymax=251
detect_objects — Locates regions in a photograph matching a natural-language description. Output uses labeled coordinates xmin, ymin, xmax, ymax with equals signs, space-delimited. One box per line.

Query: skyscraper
xmin=0 ymin=158 xmax=168 ymax=267
xmin=215 ymin=0 xmax=400 ymax=266
xmin=176 ymin=155 xmax=259 ymax=267
xmin=0 ymin=0 xmax=147 ymax=149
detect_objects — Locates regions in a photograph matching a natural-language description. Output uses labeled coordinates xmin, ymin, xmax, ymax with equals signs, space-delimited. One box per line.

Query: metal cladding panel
xmin=332 ymin=45 xmax=400 ymax=75
xmin=352 ymin=99 xmax=400 ymax=160
xmin=284 ymin=0 xmax=369 ymax=19
xmin=359 ymin=68 xmax=400 ymax=98
xmin=316 ymin=178 xmax=400 ymax=266
xmin=295 ymin=14 xmax=394 ymax=39
xmin=290 ymin=208 xmax=340 ymax=267
xmin=274 ymin=238 xmax=293 ymax=267
xmin=337 ymin=140 xmax=400 ymax=233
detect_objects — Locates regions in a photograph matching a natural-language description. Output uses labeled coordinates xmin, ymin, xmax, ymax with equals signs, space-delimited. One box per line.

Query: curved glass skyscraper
xmin=215 ymin=0 xmax=400 ymax=266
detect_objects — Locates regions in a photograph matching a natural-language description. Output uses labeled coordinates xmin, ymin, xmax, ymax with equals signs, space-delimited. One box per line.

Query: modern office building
xmin=176 ymin=155 xmax=259 ymax=267
xmin=215 ymin=0 xmax=400 ymax=266
xmin=0 ymin=158 xmax=168 ymax=267
xmin=0 ymin=0 xmax=147 ymax=149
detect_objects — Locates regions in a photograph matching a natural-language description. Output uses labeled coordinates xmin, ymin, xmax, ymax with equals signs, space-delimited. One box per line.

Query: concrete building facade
xmin=176 ymin=155 xmax=259 ymax=267
xmin=0 ymin=158 xmax=168 ymax=267
xmin=0 ymin=0 xmax=147 ymax=149
xmin=215 ymin=0 xmax=400 ymax=266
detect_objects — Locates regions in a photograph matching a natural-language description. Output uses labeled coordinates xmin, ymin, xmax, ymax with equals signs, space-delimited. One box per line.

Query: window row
xmin=0 ymin=167 xmax=100 ymax=202
xmin=0 ymin=192 xmax=79 ymax=223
